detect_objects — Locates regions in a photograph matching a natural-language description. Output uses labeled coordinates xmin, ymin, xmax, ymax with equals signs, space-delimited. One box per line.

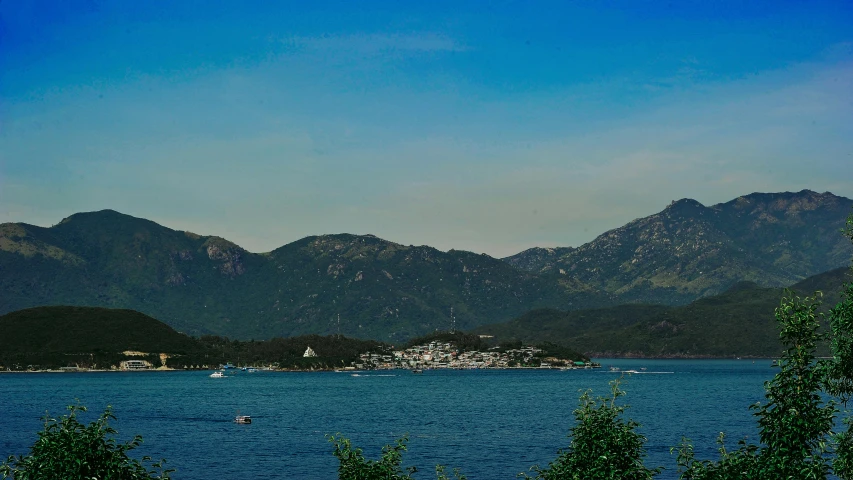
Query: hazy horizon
xmin=2 ymin=1 xmax=852 ymax=257
xmin=2 ymin=188 xmax=848 ymax=257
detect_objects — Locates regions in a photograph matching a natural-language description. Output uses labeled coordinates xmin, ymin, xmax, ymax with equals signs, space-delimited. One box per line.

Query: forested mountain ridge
xmin=474 ymin=267 xmax=853 ymax=357
xmin=0 ymin=211 xmax=605 ymax=341
xmin=2 ymin=189 xmax=850 ymax=342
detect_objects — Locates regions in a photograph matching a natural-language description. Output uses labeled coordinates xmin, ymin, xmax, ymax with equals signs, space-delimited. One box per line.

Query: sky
xmin=1 ymin=1 xmax=852 ymax=257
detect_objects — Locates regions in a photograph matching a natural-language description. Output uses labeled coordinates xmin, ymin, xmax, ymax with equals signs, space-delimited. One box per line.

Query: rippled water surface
xmin=0 ymin=360 xmax=775 ymax=479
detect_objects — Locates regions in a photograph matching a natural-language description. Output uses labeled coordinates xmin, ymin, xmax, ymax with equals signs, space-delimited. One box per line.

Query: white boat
xmin=234 ymin=415 xmax=252 ymax=424
xmin=210 ymin=371 xmax=225 ymax=378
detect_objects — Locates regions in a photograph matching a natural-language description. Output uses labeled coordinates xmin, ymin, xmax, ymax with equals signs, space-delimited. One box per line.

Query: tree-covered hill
xmin=474 ymin=267 xmax=853 ymax=358
xmin=0 ymin=306 xmax=387 ymax=370
xmin=0 ymin=306 xmax=201 ymax=355
xmin=503 ymin=190 xmax=853 ymax=305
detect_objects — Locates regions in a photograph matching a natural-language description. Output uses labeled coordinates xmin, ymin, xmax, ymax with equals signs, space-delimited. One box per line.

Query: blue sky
xmin=2 ymin=1 xmax=852 ymax=256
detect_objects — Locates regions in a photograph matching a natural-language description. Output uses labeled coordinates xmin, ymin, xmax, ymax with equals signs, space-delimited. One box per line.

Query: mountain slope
xmin=503 ymin=190 xmax=853 ymax=304
xmin=0 ymin=211 xmax=607 ymax=341
xmin=474 ymin=267 xmax=853 ymax=357
xmin=2 ymin=189 xmax=850 ymax=342
xmin=502 ymin=247 xmax=575 ymax=272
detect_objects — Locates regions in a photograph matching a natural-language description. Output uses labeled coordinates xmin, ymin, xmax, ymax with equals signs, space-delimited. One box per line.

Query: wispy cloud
xmin=275 ymin=32 xmax=469 ymax=57
xmin=2 ymin=4 xmax=851 ymax=257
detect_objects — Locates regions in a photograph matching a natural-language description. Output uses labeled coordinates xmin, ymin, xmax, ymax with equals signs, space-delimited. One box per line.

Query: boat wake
xmin=603 ymin=370 xmax=675 ymax=374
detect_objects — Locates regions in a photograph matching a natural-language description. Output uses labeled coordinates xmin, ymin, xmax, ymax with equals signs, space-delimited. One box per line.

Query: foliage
xmin=673 ymin=291 xmax=836 ymax=479
xmin=1 ymin=404 xmax=171 ymax=480
xmin=524 ymin=378 xmax=661 ymax=480
xmin=435 ymin=465 xmax=467 ymax=480
xmin=327 ymin=434 xmax=472 ymax=480
xmin=328 ymin=434 xmax=417 ymax=480
xmin=671 ymin=214 xmax=853 ymax=480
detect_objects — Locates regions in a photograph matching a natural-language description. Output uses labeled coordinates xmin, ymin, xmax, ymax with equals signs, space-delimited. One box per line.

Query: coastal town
xmin=351 ymin=341 xmax=598 ymax=371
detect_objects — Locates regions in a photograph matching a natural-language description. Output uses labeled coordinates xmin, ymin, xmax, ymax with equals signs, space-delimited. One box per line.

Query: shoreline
xmin=0 ymin=359 xmax=774 ymax=375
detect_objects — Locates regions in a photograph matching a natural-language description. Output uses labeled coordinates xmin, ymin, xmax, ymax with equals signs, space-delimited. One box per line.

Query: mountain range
xmin=504 ymin=190 xmax=853 ymax=304
xmin=1 ymin=189 xmax=851 ymax=341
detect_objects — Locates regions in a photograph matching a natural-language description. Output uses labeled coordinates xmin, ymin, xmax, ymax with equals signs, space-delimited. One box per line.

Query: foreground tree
xmin=674 ymin=214 xmax=853 ymax=480
xmin=328 ymin=434 xmax=417 ymax=480
xmin=328 ymin=434 xmax=470 ymax=480
xmin=1 ymin=404 xmax=172 ymax=480
xmin=524 ymin=378 xmax=661 ymax=480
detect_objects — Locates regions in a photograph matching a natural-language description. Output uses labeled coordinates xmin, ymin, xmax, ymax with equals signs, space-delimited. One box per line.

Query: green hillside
xmin=0 ymin=306 xmax=200 ymax=355
xmin=474 ymin=267 xmax=853 ymax=358
xmin=0 ymin=306 xmax=387 ymax=371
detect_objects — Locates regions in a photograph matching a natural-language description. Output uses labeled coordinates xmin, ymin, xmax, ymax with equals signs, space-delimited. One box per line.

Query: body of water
xmin=1 ymin=359 xmax=775 ymax=479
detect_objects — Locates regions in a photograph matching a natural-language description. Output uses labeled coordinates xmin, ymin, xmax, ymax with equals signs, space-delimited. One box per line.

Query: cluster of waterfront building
xmin=4 ymin=343 xmax=595 ymax=372
xmin=353 ymin=341 xmax=597 ymax=370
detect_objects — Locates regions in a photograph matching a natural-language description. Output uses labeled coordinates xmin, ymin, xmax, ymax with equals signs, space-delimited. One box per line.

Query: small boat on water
xmin=234 ymin=415 xmax=252 ymax=424
xmin=412 ymin=369 xmax=423 ymax=374
xmin=210 ymin=371 xmax=225 ymax=378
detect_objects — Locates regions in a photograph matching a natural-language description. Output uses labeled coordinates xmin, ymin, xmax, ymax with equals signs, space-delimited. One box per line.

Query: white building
xmin=120 ymin=359 xmax=151 ymax=370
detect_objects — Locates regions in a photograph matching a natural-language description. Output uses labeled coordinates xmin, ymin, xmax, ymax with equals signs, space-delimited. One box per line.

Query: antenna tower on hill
xmin=450 ymin=307 xmax=456 ymax=334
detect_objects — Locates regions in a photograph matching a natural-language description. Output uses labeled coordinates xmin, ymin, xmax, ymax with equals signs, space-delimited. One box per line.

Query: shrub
xmin=328 ymin=433 xmax=417 ymax=480
xmin=524 ymin=378 xmax=661 ymax=480
xmin=1 ymin=404 xmax=172 ymax=480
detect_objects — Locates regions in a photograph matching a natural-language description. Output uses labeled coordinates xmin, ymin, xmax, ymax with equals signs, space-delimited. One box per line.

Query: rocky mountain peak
xmin=503 ymin=189 xmax=853 ymax=304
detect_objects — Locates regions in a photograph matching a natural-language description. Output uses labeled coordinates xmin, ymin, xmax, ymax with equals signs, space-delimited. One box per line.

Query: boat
xmin=210 ymin=371 xmax=225 ymax=378
xmin=234 ymin=415 xmax=252 ymax=424
xmin=412 ymin=368 xmax=423 ymax=374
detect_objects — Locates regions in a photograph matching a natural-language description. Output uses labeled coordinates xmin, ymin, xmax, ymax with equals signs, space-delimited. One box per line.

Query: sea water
xmin=0 ymin=360 xmax=775 ymax=479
